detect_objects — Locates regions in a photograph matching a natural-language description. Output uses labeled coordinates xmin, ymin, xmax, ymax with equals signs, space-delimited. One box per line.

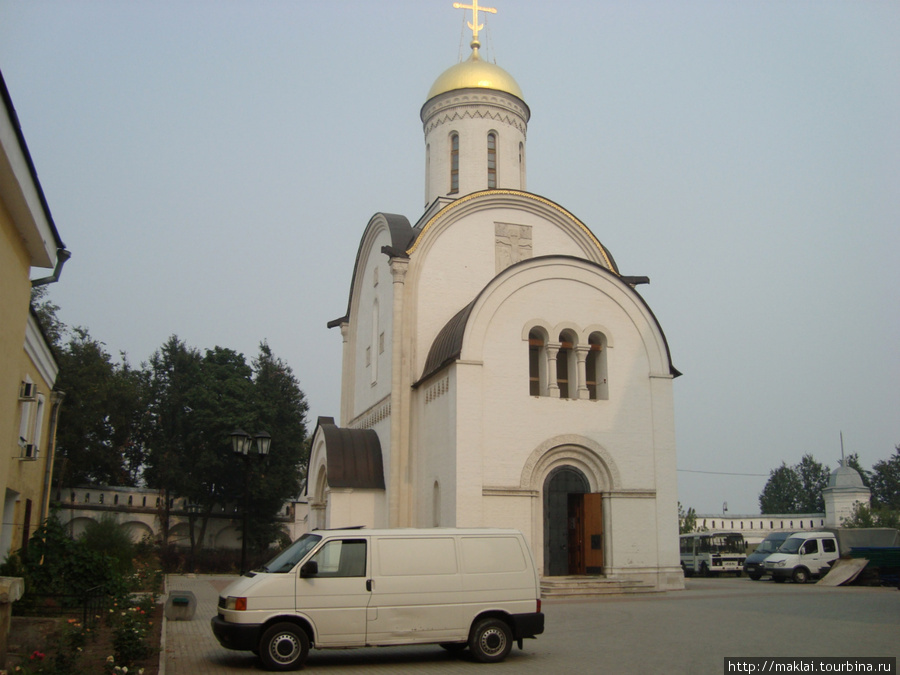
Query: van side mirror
xmin=300 ymin=560 xmax=318 ymax=578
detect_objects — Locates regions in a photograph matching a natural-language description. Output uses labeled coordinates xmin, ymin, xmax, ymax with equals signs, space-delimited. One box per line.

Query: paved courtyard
xmin=162 ymin=575 xmax=899 ymax=674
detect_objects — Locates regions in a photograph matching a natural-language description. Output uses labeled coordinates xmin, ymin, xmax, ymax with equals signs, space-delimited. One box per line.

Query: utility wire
xmin=677 ymin=468 xmax=768 ymax=477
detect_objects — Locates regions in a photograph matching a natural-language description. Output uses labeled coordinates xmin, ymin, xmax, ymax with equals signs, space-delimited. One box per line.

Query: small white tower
xmin=421 ymin=4 xmax=530 ymax=206
xmin=822 ymin=463 xmax=871 ymax=527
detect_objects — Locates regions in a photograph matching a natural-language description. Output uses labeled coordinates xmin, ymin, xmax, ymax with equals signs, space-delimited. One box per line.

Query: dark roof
xmin=1 ymin=68 xmax=66 ymax=252
xmin=312 ymin=417 xmax=385 ymax=489
xmin=418 ymin=301 xmax=476 ymax=384
xmin=328 ymin=213 xmax=414 ymax=328
xmin=414 ymin=255 xmax=681 ymax=386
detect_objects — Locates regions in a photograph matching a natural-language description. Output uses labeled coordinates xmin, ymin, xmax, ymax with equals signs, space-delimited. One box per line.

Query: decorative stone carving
xmin=495 ymin=222 xmax=533 ymax=273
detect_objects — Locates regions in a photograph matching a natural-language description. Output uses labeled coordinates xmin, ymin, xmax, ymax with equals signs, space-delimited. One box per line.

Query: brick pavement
xmin=160 ymin=574 xmax=900 ymax=674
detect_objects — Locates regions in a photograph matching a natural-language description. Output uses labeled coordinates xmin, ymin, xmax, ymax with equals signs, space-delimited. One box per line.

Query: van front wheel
xmin=259 ymin=622 xmax=309 ymax=671
xmin=469 ymin=618 xmax=512 ymax=663
xmin=792 ymin=567 xmax=810 ymax=584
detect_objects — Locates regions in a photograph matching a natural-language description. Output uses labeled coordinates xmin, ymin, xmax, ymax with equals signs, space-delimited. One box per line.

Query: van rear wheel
xmin=259 ymin=622 xmax=309 ymax=671
xmin=468 ymin=618 xmax=512 ymax=663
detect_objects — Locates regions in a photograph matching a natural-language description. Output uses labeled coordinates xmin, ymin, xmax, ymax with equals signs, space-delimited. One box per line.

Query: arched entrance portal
xmin=543 ymin=466 xmax=603 ymax=576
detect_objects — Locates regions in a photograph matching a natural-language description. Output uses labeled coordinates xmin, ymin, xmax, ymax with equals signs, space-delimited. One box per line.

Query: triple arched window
xmin=528 ymin=325 xmax=609 ymax=400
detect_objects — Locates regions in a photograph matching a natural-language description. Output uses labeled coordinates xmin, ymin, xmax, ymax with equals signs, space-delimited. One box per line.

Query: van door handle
xmin=366 ymin=579 xmax=373 ymax=592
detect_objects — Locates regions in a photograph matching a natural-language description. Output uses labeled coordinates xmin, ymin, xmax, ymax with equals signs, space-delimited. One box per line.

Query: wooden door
xmin=582 ymin=493 xmax=603 ymax=575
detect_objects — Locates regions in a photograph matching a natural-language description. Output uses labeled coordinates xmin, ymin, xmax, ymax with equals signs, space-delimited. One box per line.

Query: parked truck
xmin=763 ymin=528 xmax=900 ymax=584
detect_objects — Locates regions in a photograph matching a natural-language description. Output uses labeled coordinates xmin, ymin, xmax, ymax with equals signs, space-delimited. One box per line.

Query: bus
xmin=679 ymin=531 xmax=746 ymax=577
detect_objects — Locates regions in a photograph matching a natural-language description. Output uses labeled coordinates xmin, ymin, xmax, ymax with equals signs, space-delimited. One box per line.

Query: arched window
xmin=487 ymin=132 xmax=497 ymax=188
xmin=519 ymin=142 xmax=525 ymax=188
xmin=433 ymin=481 xmax=441 ymax=527
xmin=528 ymin=328 xmax=548 ymax=396
xmin=371 ymin=299 xmax=379 ymax=384
xmin=557 ymin=330 xmax=577 ymax=399
xmin=450 ymin=133 xmax=459 ymax=193
xmin=586 ymin=332 xmax=609 ymax=400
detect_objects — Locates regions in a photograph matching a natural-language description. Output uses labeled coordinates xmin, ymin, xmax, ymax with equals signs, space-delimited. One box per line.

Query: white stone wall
xmin=407 ymin=194 xmax=615 ymax=381
xmin=345 ymin=220 xmax=396 ymax=424
xmin=423 ymin=254 xmax=680 ymax=587
xmin=415 ymin=373 xmax=457 ymax=528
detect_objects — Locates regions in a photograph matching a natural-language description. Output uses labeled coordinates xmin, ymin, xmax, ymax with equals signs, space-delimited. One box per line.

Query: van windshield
xmin=777 ymin=538 xmax=804 ymax=555
xmin=260 ymin=534 xmax=322 ymax=573
xmin=755 ymin=539 xmax=784 ymax=554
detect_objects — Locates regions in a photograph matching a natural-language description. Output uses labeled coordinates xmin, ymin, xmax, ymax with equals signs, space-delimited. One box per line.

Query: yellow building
xmin=1 ymin=70 xmax=70 ymax=559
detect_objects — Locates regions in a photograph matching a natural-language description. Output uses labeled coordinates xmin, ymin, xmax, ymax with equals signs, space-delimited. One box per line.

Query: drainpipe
xmin=40 ymin=390 xmax=65 ymax=521
xmin=31 ymin=248 xmax=71 ymax=287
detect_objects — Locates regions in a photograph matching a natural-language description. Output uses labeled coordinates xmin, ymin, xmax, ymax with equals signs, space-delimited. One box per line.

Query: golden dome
xmin=426 ymin=46 xmax=524 ymax=102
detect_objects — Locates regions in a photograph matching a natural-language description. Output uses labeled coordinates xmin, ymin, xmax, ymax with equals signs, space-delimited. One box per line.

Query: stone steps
xmin=541 ymin=576 xmax=658 ymax=598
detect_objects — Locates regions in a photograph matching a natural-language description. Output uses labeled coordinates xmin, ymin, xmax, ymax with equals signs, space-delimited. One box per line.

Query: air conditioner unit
xmin=19 ymin=382 xmax=37 ymax=401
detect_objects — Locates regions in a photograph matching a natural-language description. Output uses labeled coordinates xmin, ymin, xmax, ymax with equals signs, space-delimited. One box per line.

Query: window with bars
xmin=528 ymin=329 xmax=546 ymax=396
xmin=556 ymin=331 xmax=577 ymax=399
xmin=586 ymin=332 xmax=609 ymax=400
xmin=487 ymin=132 xmax=497 ymax=188
xmin=450 ymin=133 xmax=460 ymax=193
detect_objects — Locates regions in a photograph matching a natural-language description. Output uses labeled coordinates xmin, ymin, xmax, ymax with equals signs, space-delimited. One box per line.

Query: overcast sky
xmin=2 ymin=1 xmax=898 ymax=515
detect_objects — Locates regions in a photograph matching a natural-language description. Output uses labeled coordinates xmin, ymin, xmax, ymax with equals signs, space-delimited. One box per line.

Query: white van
xmin=763 ymin=531 xmax=839 ymax=583
xmin=211 ymin=528 xmax=545 ymax=670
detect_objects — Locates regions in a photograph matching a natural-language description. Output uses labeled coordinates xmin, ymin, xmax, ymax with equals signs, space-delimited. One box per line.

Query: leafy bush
xmin=80 ymin=516 xmax=136 ymax=576
xmin=10 ymin=512 xmax=130 ymax=603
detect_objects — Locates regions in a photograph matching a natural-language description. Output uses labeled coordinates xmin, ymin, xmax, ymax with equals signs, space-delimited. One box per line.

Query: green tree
xmin=143 ymin=337 xmax=308 ymax=560
xmin=678 ymin=502 xmax=698 ymax=535
xmin=795 ymin=454 xmax=830 ymax=513
xmin=759 ymin=456 xmax=830 ymax=514
xmin=870 ymin=446 xmax=900 ymax=510
xmin=245 ymin=342 xmax=309 ymax=551
xmin=30 ymin=285 xmax=66 ymax=347
xmin=841 ymin=502 xmax=900 ymax=529
xmin=759 ymin=463 xmax=803 ymax=514
xmin=53 ymin=328 xmax=147 ymax=486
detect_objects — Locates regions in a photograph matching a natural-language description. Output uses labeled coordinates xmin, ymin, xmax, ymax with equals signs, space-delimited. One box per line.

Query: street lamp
xmin=230 ymin=428 xmax=271 ymax=574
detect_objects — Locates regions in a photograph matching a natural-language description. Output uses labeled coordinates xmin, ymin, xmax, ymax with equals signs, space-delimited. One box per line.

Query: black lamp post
xmin=230 ymin=428 xmax=271 ymax=574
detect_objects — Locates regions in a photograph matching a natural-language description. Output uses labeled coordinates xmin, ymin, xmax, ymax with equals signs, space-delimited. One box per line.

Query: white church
xmin=307 ymin=6 xmax=684 ymax=592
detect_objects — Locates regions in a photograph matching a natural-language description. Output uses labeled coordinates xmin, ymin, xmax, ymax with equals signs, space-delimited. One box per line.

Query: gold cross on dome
xmin=453 ymin=0 xmax=497 ymax=44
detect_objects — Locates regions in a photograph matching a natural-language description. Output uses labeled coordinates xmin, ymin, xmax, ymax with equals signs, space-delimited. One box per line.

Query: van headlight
xmin=225 ymin=596 xmax=247 ymax=611
xmin=772 ymin=560 xmax=785 ymax=568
